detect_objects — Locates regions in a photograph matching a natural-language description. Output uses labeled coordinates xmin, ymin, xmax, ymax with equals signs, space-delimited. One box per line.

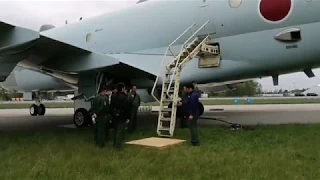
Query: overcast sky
xmin=0 ymin=0 xmax=319 ymax=91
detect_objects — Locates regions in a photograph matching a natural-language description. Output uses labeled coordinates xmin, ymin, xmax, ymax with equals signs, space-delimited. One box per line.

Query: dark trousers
xmin=113 ymin=117 xmax=127 ymax=149
xmin=105 ymin=118 xmax=111 ymax=140
xmin=128 ymin=106 xmax=138 ymax=132
xmin=188 ymin=116 xmax=200 ymax=146
xmin=94 ymin=117 xmax=107 ymax=147
xmin=180 ymin=116 xmax=188 ymax=128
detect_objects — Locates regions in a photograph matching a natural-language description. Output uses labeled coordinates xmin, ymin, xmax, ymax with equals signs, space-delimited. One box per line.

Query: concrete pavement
xmin=0 ymin=104 xmax=319 ymax=131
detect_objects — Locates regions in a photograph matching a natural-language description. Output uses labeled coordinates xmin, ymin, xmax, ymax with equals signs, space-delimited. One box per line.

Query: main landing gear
xmin=29 ymin=99 xmax=46 ymax=116
xmin=74 ymin=108 xmax=91 ymax=128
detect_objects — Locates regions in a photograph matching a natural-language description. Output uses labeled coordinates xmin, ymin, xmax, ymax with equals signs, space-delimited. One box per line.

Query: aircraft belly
xmin=180 ymin=58 xmax=259 ymax=85
xmin=179 ymin=22 xmax=320 ymax=85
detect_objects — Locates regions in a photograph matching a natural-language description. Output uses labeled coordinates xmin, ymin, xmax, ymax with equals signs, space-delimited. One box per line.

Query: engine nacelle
xmin=1 ymin=66 xmax=73 ymax=92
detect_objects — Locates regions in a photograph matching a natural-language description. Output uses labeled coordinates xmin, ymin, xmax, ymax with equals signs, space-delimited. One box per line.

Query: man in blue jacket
xmin=185 ymin=83 xmax=201 ymax=146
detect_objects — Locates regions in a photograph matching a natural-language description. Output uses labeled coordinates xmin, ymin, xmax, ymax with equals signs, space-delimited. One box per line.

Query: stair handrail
xmin=179 ymin=36 xmax=210 ymax=66
xmin=151 ymin=23 xmax=196 ymax=103
xmin=166 ymin=20 xmax=211 ymax=99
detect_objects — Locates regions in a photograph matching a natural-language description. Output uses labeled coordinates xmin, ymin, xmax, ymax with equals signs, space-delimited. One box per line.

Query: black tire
xmin=74 ymin=108 xmax=90 ymax=128
xmin=29 ymin=104 xmax=38 ymax=116
xmin=198 ymin=102 xmax=204 ymax=116
xmin=38 ymin=104 xmax=46 ymax=116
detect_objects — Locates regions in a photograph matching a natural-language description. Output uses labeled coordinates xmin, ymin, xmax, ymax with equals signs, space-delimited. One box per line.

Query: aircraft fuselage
xmin=38 ymin=0 xmax=320 ymax=86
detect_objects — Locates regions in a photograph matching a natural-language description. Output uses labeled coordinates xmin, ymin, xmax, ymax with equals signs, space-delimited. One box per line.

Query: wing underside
xmin=0 ymin=21 xmax=40 ymax=82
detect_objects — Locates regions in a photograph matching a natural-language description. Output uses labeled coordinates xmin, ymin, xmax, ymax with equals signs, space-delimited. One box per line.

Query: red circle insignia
xmin=259 ymin=0 xmax=292 ymax=22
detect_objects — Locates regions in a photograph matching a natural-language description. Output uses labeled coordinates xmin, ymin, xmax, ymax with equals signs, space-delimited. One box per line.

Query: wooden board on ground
xmin=126 ymin=137 xmax=186 ymax=149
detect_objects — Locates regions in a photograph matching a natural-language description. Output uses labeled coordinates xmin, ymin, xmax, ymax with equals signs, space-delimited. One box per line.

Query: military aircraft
xmin=0 ymin=0 xmax=320 ymax=135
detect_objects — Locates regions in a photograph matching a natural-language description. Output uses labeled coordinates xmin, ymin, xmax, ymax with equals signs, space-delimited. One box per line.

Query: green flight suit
xmin=92 ymin=94 xmax=109 ymax=147
xmin=105 ymin=94 xmax=112 ymax=140
xmin=128 ymin=92 xmax=141 ymax=132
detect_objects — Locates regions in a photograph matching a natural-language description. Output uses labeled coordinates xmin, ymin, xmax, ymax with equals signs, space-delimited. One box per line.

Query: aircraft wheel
xmin=38 ymin=104 xmax=46 ymax=116
xmin=30 ymin=104 xmax=38 ymax=116
xmin=198 ymin=102 xmax=204 ymax=116
xmin=74 ymin=108 xmax=90 ymax=128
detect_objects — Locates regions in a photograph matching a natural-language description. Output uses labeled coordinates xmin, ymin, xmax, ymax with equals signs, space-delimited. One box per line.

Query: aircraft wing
xmin=0 ymin=20 xmax=166 ymax=83
xmin=0 ymin=21 xmax=40 ymax=82
xmin=0 ymin=21 xmax=13 ymax=29
xmin=30 ymin=36 xmax=166 ymax=79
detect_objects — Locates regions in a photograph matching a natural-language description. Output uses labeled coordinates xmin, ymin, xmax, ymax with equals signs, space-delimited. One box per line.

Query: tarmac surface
xmin=0 ymin=104 xmax=320 ymax=132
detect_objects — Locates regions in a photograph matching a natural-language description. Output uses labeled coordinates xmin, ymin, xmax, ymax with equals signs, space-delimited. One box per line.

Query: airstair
xmin=151 ymin=20 xmax=220 ymax=137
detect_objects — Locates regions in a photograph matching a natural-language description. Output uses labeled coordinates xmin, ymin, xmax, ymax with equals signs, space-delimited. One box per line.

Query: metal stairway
xmin=151 ymin=20 xmax=220 ymax=137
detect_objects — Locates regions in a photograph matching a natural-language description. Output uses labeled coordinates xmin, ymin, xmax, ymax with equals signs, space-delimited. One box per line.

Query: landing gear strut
xmin=29 ymin=96 xmax=46 ymax=116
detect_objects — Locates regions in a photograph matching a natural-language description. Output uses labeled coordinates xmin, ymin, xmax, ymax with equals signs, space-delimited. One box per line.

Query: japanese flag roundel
xmin=259 ymin=0 xmax=292 ymax=23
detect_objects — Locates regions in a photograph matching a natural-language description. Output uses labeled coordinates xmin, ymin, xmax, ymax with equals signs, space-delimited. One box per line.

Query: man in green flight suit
xmin=127 ymin=85 xmax=141 ymax=133
xmin=105 ymin=87 xmax=113 ymax=140
xmin=91 ymin=86 xmax=109 ymax=148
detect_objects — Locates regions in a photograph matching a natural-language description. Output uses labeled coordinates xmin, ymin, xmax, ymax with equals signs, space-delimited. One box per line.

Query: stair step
xmin=160 ymin=118 xmax=171 ymax=122
xmin=163 ymin=99 xmax=173 ymax=102
xmin=194 ymin=40 xmax=202 ymax=44
xmin=159 ymin=127 xmax=170 ymax=131
xmin=187 ymin=47 xmax=195 ymax=52
xmin=169 ymin=64 xmax=176 ymax=68
xmin=164 ymin=80 xmax=175 ymax=84
xmin=165 ymin=89 xmax=174 ymax=93
xmin=161 ymin=108 xmax=172 ymax=112
xmin=166 ymin=71 xmax=173 ymax=75
xmin=182 ymin=52 xmax=188 ymax=56
xmin=180 ymin=56 xmax=187 ymax=60
xmin=191 ymin=43 xmax=197 ymax=48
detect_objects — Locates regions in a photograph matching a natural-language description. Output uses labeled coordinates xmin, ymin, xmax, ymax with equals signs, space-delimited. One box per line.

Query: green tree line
xmin=0 ymin=88 xmax=23 ymax=101
xmin=209 ymin=80 xmax=262 ymax=97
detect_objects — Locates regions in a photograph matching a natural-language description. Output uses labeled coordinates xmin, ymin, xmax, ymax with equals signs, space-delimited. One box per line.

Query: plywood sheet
xmin=126 ymin=137 xmax=186 ymax=149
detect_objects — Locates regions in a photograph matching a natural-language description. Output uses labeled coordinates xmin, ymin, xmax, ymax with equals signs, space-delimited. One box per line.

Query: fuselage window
xmin=229 ymin=0 xmax=242 ymax=8
xmin=86 ymin=33 xmax=92 ymax=43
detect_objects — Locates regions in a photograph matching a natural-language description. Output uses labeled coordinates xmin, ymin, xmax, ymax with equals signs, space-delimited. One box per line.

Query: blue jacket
xmin=186 ymin=91 xmax=200 ymax=116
